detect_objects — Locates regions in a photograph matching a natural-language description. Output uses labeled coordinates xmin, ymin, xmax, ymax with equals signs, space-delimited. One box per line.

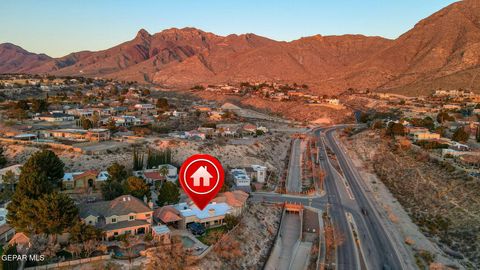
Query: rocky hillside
xmin=2 ymin=1 xmax=480 ymax=95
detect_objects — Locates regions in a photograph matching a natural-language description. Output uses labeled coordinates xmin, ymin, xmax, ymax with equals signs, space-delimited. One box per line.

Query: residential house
xmin=33 ymin=113 xmax=75 ymax=122
xmin=86 ymin=128 xmax=111 ymax=141
xmin=216 ymin=124 xmax=241 ymax=137
xmin=212 ymin=191 xmax=248 ymax=216
xmin=63 ymin=170 xmax=109 ymax=192
xmin=230 ymin=168 xmax=251 ymax=187
xmin=246 ymin=165 xmax=267 ymax=183
xmin=112 ymin=115 xmax=141 ymax=127
xmin=185 ymin=130 xmax=206 ymax=140
xmin=79 ymin=195 xmax=153 ymax=239
xmin=242 ymin=124 xmax=257 ymax=134
xmin=133 ymin=164 xmax=178 ymax=184
xmin=325 ymin=98 xmax=340 ymax=105
xmin=48 ymin=129 xmax=87 ymax=141
xmin=155 ymin=202 xmax=231 ymax=229
xmin=134 ymin=104 xmax=156 ymax=111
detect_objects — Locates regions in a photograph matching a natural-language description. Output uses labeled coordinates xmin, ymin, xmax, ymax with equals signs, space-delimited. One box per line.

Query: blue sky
xmin=0 ymin=0 xmax=458 ymax=57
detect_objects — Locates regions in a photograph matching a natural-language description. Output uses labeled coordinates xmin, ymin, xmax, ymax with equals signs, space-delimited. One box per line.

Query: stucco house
xmin=155 ymin=202 xmax=231 ymax=230
xmin=63 ymin=170 xmax=109 ymax=193
xmin=78 ymin=195 xmax=153 ymax=239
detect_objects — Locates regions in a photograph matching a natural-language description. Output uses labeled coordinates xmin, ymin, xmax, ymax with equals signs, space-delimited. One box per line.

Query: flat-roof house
xmin=79 ymin=195 xmax=153 ymax=239
xmin=246 ymin=165 xmax=267 ymax=183
xmin=48 ymin=129 xmax=87 ymax=141
xmin=33 ymin=113 xmax=74 ymax=122
xmin=230 ymin=168 xmax=251 ymax=187
xmin=112 ymin=115 xmax=141 ymax=127
xmin=134 ymin=104 xmax=156 ymax=111
xmin=86 ymin=128 xmax=111 ymax=141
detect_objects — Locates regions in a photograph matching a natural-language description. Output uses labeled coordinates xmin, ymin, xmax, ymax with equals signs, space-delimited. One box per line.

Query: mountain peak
xmin=136 ymin=28 xmax=151 ymax=39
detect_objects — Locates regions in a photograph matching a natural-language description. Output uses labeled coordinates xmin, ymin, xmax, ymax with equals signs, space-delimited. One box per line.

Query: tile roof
xmin=102 ymin=220 xmax=150 ymax=231
xmin=154 ymin=206 xmax=182 ymax=223
xmin=79 ymin=195 xmax=152 ymax=219
xmin=213 ymin=190 xmax=249 ymax=208
xmin=143 ymin=171 xmax=163 ymax=180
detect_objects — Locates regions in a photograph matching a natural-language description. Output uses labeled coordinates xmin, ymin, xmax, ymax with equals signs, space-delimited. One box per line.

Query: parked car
xmin=187 ymin=222 xmax=206 ymax=235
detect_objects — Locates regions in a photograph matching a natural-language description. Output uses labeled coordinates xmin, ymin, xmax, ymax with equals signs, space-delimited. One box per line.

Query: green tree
xmin=452 ymin=127 xmax=469 ymax=142
xmin=386 ymin=122 xmax=405 ymax=137
xmin=436 ymin=111 xmax=454 ymax=124
xmin=224 ymin=214 xmax=239 ymax=230
xmin=132 ymin=148 xmax=144 ymax=171
xmin=2 ymin=170 xmax=16 ymax=193
xmin=34 ymin=192 xmax=79 ymax=236
xmin=156 ymin=98 xmax=169 ymax=111
xmin=69 ymin=221 xmax=104 ymax=243
xmin=157 ymin=181 xmax=180 ymax=206
xmin=107 ymin=118 xmax=117 ymax=133
xmin=21 ymin=150 xmax=64 ymax=188
xmin=0 ymin=244 xmax=20 ymax=270
xmin=159 ymin=165 xmax=169 ymax=179
xmin=107 ymin=163 xmax=127 ymax=183
xmin=124 ymin=176 xmax=150 ymax=200
xmin=101 ymin=162 xmax=128 ymax=200
xmin=16 ymin=100 xmax=29 ymax=110
xmin=0 ymin=147 xmax=7 ymax=168
xmin=101 ymin=180 xmax=124 ymax=200
xmin=80 ymin=116 xmax=93 ymax=130
xmin=31 ymin=99 xmax=48 ymax=113
xmin=421 ymin=116 xmax=435 ymax=130
xmin=91 ymin=113 xmax=100 ymax=128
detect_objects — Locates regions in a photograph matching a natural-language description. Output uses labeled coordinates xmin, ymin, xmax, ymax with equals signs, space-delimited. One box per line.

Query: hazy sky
xmin=1 ymin=0 xmax=458 ymax=57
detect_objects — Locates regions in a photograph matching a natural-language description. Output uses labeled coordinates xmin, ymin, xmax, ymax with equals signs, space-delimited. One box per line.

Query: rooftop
xmin=79 ymin=195 xmax=152 ymax=219
xmin=173 ymin=202 xmax=231 ymax=219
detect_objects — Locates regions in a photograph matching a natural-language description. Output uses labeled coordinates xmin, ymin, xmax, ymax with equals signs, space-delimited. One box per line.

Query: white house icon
xmin=191 ymin=166 xmax=214 ymax=187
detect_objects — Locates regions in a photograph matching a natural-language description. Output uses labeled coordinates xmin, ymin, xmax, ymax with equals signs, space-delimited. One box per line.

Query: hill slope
xmin=2 ymin=1 xmax=480 ymax=95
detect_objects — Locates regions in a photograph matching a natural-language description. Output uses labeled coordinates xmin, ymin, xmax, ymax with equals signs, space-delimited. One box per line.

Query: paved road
xmin=286 ymin=139 xmax=303 ymax=193
xmin=277 ymin=212 xmax=302 ymax=270
xmin=256 ymin=125 xmax=410 ymax=270
xmin=316 ymin=130 xmax=359 ymax=270
xmin=323 ymin=127 xmax=408 ymax=270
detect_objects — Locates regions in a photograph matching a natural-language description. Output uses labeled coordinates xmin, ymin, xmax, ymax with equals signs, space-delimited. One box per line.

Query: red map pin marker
xmin=179 ymin=154 xmax=224 ymax=210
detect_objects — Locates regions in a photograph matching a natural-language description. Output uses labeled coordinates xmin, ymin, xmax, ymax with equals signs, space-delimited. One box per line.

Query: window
xmin=113 ymin=232 xmax=118 ymax=236
xmin=88 ymin=220 xmax=92 ymax=225
xmin=129 ymin=215 xmax=134 ymax=220
xmin=111 ymin=218 xmax=117 ymax=223
xmin=145 ymin=214 xmax=151 ymax=218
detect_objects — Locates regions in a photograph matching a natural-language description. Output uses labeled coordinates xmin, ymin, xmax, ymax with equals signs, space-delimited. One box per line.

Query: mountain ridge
xmin=2 ymin=1 xmax=480 ymax=95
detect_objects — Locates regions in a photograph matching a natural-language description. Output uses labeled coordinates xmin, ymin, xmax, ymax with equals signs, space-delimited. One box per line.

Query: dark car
xmin=187 ymin=222 xmax=206 ymax=235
